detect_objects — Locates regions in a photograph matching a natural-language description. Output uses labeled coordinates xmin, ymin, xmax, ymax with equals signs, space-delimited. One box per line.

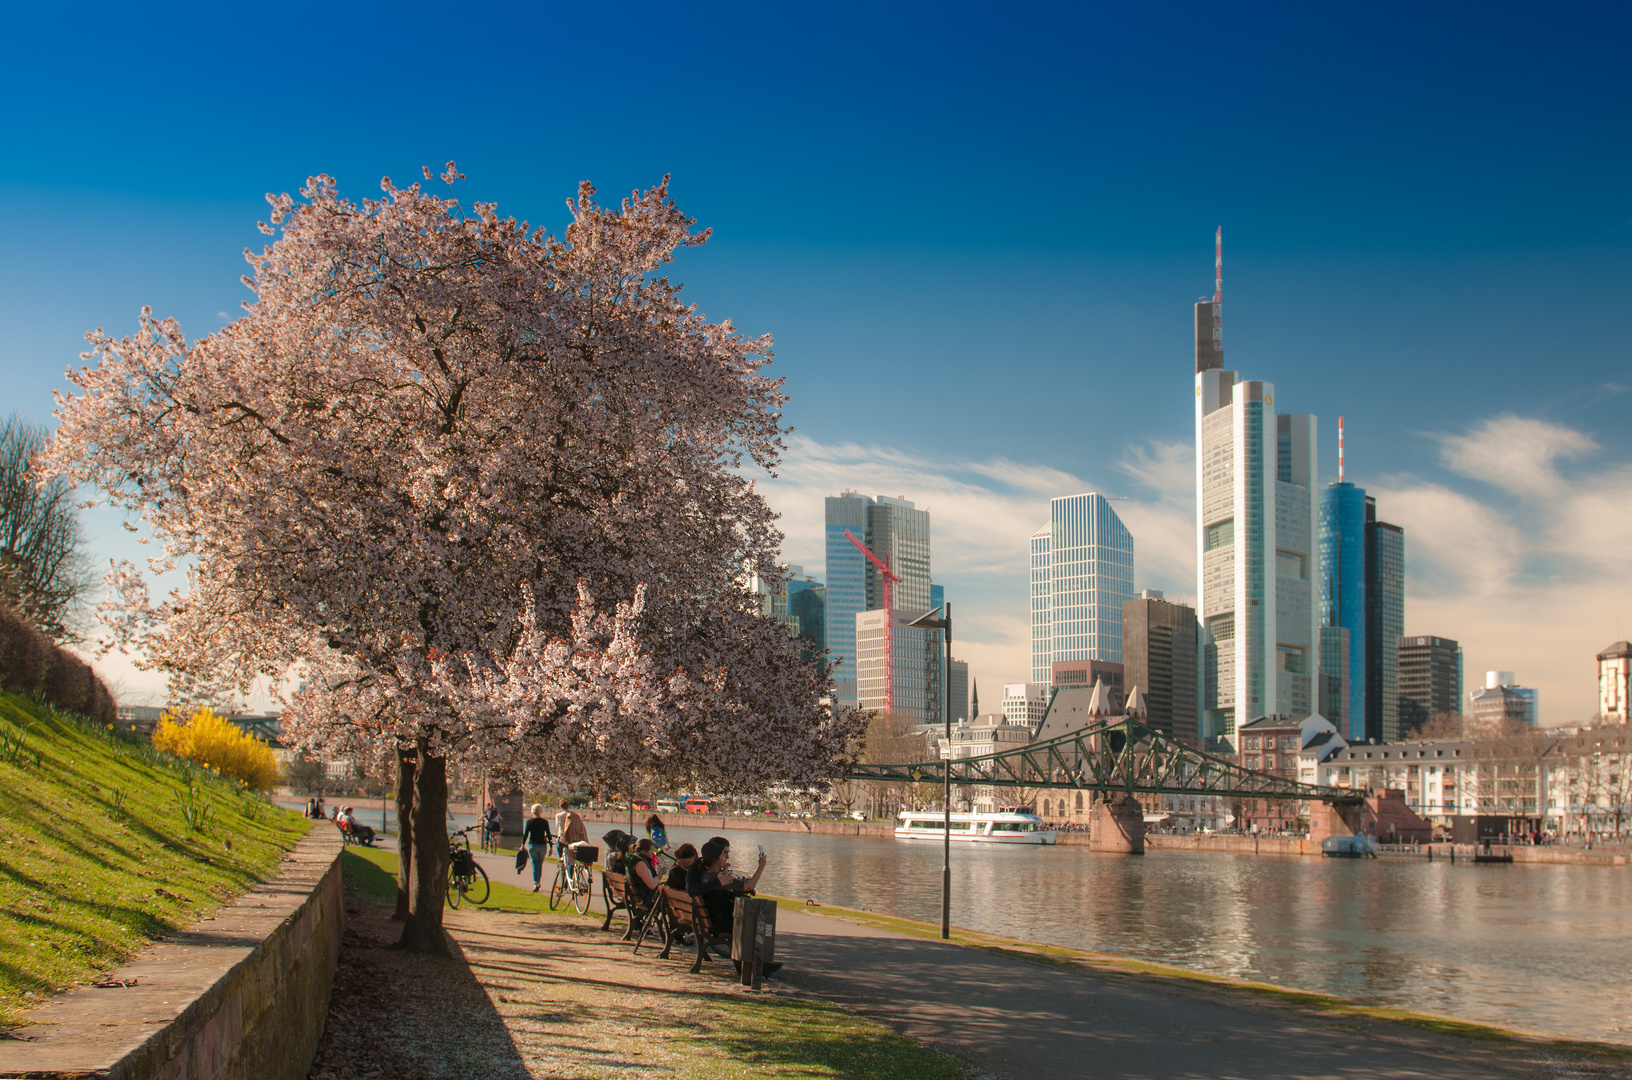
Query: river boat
xmin=894 ymin=810 xmax=1057 ymax=844
xmin=1321 ymin=835 xmax=1380 ymax=859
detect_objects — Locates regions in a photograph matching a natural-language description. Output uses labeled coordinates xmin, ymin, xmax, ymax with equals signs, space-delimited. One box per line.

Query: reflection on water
xmin=650 ymin=823 xmax=1631 ymax=1044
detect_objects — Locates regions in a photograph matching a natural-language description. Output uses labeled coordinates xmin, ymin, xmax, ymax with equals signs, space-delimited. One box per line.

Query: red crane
xmin=844 ymin=528 xmax=901 ymax=714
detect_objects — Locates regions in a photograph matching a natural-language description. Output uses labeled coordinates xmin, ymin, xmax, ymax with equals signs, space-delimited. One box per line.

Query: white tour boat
xmin=894 ymin=809 xmax=1057 ymax=845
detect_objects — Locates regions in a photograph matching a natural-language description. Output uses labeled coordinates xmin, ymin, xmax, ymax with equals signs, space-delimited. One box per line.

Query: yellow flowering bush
xmin=151 ymin=707 xmax=280 ymax=791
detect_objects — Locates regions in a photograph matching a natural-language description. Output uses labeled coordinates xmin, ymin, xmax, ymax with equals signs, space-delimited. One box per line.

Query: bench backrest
xmin=661 ymin=886 xmax=704 ymax=930
xmin=602 ymin=870 xmax=629 ymax=901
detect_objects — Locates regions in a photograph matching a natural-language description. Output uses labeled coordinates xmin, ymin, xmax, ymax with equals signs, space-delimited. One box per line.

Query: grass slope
xmin=339 ymin=849 xmax=975 ymax=1079
xmin=0 ymin=693 xmax=309 ymax=1025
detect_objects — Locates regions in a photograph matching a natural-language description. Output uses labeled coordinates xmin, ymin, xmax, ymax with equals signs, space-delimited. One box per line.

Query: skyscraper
xmin=1366 ymin=498 xmax=1405 ymax=742
xmin=1397 ymin=635 xmax=1462 ymax=735
xmin=1319 ymin=481 xmax=1368 ymax=739
xmin=1029 ymin=493 xmax=1135 ymax=685
xmin=1122 ymin=590 xmax=1200 ymax=745
xmin=947 ymin=659 xmax=969 ymax=724
xmin=824 ymin=493 xmax=872 ymax=706
xmin=1194 ymin=246 xmax=1318 ymax=742
xmin=824 ymin=492 xmax=934 ymax=711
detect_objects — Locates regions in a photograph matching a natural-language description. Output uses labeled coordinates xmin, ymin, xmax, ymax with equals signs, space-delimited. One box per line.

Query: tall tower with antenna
xmin=1195 ymin=228 xmax=1224 ymax=373
xmin=1193 ymin=230 xmax=1319 ymax=743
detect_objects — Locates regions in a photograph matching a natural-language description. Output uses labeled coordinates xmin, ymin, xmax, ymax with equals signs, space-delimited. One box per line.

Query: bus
xmin=684 ymin=797 xmax=717 ymax=814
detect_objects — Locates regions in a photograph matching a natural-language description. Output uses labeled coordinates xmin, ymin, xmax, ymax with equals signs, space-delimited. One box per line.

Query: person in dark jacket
xmin=521 ymin=804 xmax=555 ymax=892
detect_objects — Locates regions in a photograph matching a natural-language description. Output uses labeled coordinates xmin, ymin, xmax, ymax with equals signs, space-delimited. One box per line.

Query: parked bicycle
xmin=549 ymin=841 xmax=596 ymax=914
xmin=446 ymin=825 xmax=491 ymax=908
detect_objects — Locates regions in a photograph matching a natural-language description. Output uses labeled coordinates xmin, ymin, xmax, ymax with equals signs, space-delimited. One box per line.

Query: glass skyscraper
xmin=1029 ymin=493 xmax=1135 ymax=685
xmin=1319 ymin=481 xmax=1368 ymax=740
xmin=1366 ymin=498 xmax=1405 ymax=742
xmin=1194 ymin=304 xmax=1319 ymax=742
xmin=823 ymin=492 xmax=933 ymax=713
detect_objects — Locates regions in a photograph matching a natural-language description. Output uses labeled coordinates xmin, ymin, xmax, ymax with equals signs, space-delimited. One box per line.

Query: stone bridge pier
xmin=1088 ymin=794 xmax=1145 ymax=854
xmin=1307 ymin=800 xmax=1366 ymax=845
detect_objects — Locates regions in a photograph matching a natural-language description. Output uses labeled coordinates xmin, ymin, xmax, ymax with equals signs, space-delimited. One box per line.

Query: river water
xmin=659 ymin=822 xmax=1630 ymax=1044
xmin=284 ymin=803 xmax=1630 ymax=1043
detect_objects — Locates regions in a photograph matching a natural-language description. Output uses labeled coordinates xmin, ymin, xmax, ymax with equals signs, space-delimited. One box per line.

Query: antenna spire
xmin=1212 ymin=227 xmax=1222 ymax=356
xmin=1338 ymin=416 xmax=1345 ymax=482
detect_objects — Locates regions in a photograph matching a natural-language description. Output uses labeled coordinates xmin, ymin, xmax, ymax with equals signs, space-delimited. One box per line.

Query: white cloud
xmin=1436 ymin=414 xmax=1597 ymax=496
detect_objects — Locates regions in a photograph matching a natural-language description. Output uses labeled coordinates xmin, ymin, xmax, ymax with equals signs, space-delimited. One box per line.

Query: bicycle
xmin=446 ymin=825 xmax=491 ymax=908
xmin=549 ymin=842 xmax=595 ymax=914
xmin=480 ymin=819 xmax=502 ymax=853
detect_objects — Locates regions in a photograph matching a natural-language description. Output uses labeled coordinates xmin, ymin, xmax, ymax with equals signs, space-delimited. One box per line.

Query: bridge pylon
xmin=1088 ymin=794 xmax=1145 ymax=854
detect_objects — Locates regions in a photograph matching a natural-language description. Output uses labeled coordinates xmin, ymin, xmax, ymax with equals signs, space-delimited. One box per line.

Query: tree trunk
xmin=392 ymin=744 xmax=416 ymax=921
xmin=396 ymin=738 xmax=450 ymax=954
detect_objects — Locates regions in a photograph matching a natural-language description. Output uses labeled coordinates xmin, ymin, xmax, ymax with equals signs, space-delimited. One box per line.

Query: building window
xmin=1075 ymin=792 xmax=1083 ymax=810
xmin=1275 ymin=549 xmax=1308 ymax=580
xmin=1205 ymin=518 xmax=1235 ymax=550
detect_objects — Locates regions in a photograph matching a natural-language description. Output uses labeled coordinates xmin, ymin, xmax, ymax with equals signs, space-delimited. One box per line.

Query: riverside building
xmin=1193 ymin=248 xmax=1319 ymax=744
xmin=1029 ymin=493 xmax=1136 ymax=684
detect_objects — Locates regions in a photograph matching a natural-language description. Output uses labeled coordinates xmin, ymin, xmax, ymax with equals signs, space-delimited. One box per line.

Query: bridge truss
xmin=844 ymin=716 xmax=1360 ymax=805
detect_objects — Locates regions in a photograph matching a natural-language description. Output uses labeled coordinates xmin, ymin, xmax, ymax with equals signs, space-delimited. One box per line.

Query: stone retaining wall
xmin=0 ymin=825 xmax=344 ymax=1080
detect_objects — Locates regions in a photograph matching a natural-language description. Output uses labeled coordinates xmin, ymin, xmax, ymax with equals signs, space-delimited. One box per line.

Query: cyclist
xmin=555 ymin=798 xmax=589 ymax=867
xmin=521 ymin=803 xmax=554 ymax=892
xmin=482 ymin=805 xmax=504 ymax=850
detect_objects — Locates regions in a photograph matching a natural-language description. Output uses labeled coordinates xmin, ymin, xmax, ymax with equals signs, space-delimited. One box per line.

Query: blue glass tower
xmin=1319 ymin=481 xmax=1368 ymax=740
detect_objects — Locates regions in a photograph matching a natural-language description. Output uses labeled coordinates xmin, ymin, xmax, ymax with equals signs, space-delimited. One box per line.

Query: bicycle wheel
xmin=446 ymin=873 xmax=464 ymax=909
xmin=465 ymin=863 xmax=490 ymax=906
xmin=572 ymin=863 xmax=592 ymax=914
xmin=548 ymin=863 xmax=567 ymax=911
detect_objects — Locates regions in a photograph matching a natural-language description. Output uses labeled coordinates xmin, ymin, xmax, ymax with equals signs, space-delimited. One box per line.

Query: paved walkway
xmin=371 ymin=836 xmax=1621 ymax=1080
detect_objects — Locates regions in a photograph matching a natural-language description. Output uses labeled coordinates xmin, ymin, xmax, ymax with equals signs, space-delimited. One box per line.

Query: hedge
xmin=0 ymin=603 xmax=115 ymax=724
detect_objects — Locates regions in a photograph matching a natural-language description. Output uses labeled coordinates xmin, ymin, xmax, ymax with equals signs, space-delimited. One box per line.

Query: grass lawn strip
xmin=323 ymin=849 xmax=976 ymax=1080
xmin=0 ymin=693 xmax=309 ymax=1026
xmin=766 ymin=894 xmax=1631 ymax=1067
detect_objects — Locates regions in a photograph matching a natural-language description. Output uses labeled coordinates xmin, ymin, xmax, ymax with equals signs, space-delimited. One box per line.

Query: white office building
xmin=1002 ymin=682 xmax=1050 ymax=731
xmin=1193 ymin=289 xmax=1319 ymax=743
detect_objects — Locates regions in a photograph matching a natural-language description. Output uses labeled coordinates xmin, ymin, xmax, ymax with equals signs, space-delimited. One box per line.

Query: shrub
xmin=151 ymin=708 xmax=280 ymax=791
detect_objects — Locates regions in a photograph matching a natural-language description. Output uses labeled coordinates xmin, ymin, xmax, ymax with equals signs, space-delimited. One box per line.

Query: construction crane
xmin=844 ymin=528 xmax=901 ymax=714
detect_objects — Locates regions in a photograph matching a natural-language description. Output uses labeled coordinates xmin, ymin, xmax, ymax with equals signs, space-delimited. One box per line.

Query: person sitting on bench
xmin=627 ymin=837 xmax=661 ymax=904
xmin=665 ymin=843 xmax=699 ymax=889
xmin=686 ymin=837 xmax=765 ymax=935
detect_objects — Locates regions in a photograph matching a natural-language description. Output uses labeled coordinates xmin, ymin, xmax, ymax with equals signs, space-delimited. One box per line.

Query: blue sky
xmin=2 ymin=3 xmax=1628 ymax=720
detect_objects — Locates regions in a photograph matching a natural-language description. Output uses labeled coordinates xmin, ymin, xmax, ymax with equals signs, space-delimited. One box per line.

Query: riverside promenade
xmin=404 ymin=837 xmax=1621 ymax=1079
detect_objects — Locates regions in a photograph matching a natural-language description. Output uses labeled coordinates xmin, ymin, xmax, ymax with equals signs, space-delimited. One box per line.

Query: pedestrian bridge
xmin=845 ymin=714 xmax=1362 ymax=806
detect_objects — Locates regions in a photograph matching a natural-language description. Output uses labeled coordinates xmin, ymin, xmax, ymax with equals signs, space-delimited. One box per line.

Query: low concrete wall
xmin=0 ymin=825 xmax=344 ymax=1080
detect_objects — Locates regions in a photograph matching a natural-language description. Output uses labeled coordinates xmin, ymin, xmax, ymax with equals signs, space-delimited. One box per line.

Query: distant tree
xmin=0 ymin=414 xmax=95 ymax=640
xmin=1415 ymin=712 xmax=1466 ymax=740
xmin=282 ymin=752 xmax=328 ymax=794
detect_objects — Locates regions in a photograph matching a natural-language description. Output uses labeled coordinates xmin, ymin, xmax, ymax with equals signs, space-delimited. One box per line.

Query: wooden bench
xmin=657 ymin=886 xmax=730 ymax=973
xmin=599 ymin=870 xmax=648 ymax=939
xmin=336 ymin=820 xmax=374 ymax=847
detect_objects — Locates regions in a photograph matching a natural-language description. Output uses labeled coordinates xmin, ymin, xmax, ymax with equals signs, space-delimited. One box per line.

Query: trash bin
xmin=731 ymin=897 xmax=777 ymax=988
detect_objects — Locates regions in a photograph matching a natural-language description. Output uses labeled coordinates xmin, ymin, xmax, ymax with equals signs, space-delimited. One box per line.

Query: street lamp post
xmin=909 ymin=603 xmax=952 ymax=939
